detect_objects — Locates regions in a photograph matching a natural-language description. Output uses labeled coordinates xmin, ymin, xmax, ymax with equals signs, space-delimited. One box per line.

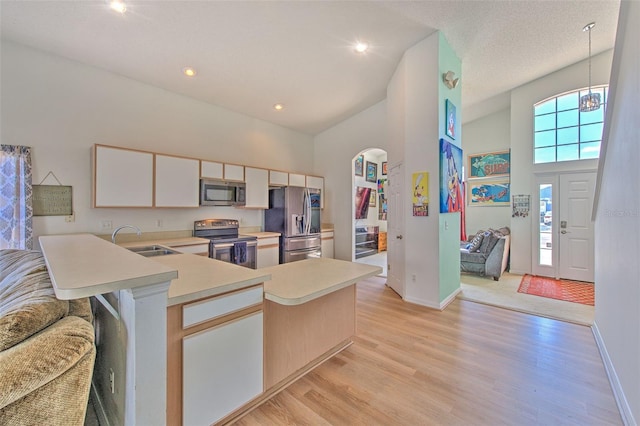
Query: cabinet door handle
xmin=396 ymin=235 xmax=403 ymax=239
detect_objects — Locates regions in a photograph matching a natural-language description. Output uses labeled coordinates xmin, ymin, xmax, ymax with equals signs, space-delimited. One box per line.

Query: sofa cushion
xmin=0 ymin=250 xmax=68 ymax=352
xmin=479 ymin=231 xmax=500 ymax=255
xmin=460 ymin=251 xmax=487 ymax=264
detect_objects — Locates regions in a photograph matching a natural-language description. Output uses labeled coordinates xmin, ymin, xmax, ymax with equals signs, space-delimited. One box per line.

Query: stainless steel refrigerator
xmin=264 ymin=186 xmax=322 ymax=263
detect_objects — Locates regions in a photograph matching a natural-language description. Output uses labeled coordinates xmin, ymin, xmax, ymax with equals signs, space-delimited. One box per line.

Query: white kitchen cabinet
xmin=269 ymin=170 xmax=289 ymax=186
xmin=244 ymin=167 xmax=268 ymax=209
xmin=155 ymin=154 xmax=200 ymax=207
xmin=168 ymin=242 xmax=209 ymax=256
xmin=306 ymin=175 xmax=324 ymax=209
xmin=256 ymin=236 xmax=280 ymax=268
xmin=93 ymin=144 xmax=153 ymax=207
xmin=182 ymin=311 xmax=263 ymax=426
xmin=224 ymin=164 xmax=245 ymax=181
xmin=321 ymin=230 xmax=334 ymax=258
xmin=201 ymin=160 xmax=223 ymax=179
xmin=288 ymin=173 xmax=305 ymax=187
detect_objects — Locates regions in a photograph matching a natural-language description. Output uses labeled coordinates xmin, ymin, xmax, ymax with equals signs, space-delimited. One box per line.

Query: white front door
xmin=558 ymin=172 xmax=596 ymax=282
xmin=387 ymin=163 xmax=405 ymax=297
xmin=533 ymin=172 xmax=596 ymax=282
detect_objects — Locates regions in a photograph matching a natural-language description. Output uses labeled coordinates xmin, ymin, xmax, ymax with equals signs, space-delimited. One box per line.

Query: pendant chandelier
xmin=579 ymin=22 xmax=601 ymax=112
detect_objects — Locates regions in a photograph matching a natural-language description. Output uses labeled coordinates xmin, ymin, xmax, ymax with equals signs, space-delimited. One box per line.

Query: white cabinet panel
xmin=256 ymin=237 xmax=280 ymax=268
xmin=183 ymin=312 xmax=263 ymax=426
xmin=201 ymin=160 xmax=223 ymax=179
xmin=155 ymin=155 xmax=200 ymax=207
xmin=93 ymin=145 xmax=153 ymax=207
xmin=170 ymin=244 xmax=209 ymax=255
xmin=288 ymin=173 xmax=305 ymax=187
xmin=244 ymin=167 xmax=269 ymax=209
xmin=269 ymin=170 xmax=289 ymax=186
xmin=306 ymin=175 xmax=324 ymax=209
xmin=321 ymin=231 xmax=334 ymax=258
xmin=224 ymin=164 xmax=245 ymax=181
xmin=182 ymin=286 xmax=263 ymax=328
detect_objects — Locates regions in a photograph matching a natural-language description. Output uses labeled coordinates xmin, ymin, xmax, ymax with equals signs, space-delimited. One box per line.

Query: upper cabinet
xmin=155 ymin=155 xmax=200 ymax=207
xmin=93 ymin=145 xmax=153 ymax=207
xmin=201 ymin=161 xmax=223 ymax=179
xmin=269 ymin=170 xmax=288 ymax=186
xmin=306 ymin=175 xmax=324 ymax=209
xmin=224 ymin=164 xmax=245 ymax=182
xmin=288 ymin=173 xmax=305 ymax=187
xmin=244 ymin=167 xmax=269 ymax=209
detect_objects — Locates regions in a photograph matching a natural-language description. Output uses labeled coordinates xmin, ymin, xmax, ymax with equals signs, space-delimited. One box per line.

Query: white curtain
xmin=0 ymin=145 xmax=33 ymax=250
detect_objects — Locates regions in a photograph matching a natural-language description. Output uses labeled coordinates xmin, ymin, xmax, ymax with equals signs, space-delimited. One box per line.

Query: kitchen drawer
xmin=172 ymin=243 xmax=209 ymax=255
xmin=183 ymin=286 xmax=263 ymax=328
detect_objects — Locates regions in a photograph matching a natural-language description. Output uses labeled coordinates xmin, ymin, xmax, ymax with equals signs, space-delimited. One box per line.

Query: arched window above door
xmin=533 ymin=85 xmax=608 ymax=164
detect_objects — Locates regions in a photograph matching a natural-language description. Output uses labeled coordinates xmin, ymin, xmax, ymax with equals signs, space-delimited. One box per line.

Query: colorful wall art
xmin=468 ymin=150 xmax=510 ymax=178
xmin=468 ymin=179 xmax=510 ymax=206
xmin=439 ymin=139 xmax=463 ymax=213
xmin=412 ymin=172 xmax=429 ymax=216
xmin=445 ymin=99 xmax=456 ymax=140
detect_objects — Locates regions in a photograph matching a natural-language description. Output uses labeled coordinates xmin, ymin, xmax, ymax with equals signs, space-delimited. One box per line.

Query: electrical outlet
xmin=109 ymin=368 xmax=115 ymax=394
xmin=65 ymin=212 xmax=75 ymax=223
xmin=412 ymin=274 xmax=416 ymax=282
xmin=101 ymin=220 xmax=113 ymax=231
xmin=155 ymin=219 xmax=163 ymax=228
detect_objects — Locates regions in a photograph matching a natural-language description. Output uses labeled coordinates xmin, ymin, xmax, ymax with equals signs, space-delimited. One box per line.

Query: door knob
xmin=396 ymin=235 xmax=403 ymax=239
xmin=561 ymin=230 xmax=569 ymax=234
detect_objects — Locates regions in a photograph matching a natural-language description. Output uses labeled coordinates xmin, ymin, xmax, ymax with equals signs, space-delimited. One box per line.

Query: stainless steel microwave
xmin=199 ymin=179 xmax=246 ymax=206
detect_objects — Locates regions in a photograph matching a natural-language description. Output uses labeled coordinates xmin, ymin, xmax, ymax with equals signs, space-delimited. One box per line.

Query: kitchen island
xmin=39 ymin=234 xmax=380 ymax=425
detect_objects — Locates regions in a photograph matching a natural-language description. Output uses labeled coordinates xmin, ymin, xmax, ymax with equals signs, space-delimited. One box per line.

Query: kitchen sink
xmin=127 ymin=245 xmax=180 ymax=257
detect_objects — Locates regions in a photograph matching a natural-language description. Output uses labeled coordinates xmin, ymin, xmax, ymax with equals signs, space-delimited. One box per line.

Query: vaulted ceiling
xmin=0 ymin=1 xmax=620 ymax=135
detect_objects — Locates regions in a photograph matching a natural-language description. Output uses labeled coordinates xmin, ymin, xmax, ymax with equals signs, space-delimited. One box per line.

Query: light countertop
xmin=119 ymin=236 xmax=210 ymax=248
xmin=39 ymin=234 xmax=178 ymax=300
xmin=262 ymin=258 xmax=381 ymax=306
xmin=241 ymin=231 xmax=281 ymax=238
xmin=151 ymin=254 xmax=271 ymax=306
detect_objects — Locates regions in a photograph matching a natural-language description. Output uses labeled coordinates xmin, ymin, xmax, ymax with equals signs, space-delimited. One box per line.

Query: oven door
xmin=210 ymin=241 xmax=257 ymax=269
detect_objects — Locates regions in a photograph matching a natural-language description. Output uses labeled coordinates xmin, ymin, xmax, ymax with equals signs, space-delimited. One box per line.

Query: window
xmin=533 ymin=86 xmax=608 ymax=164
xmin=0 ymin=145 xmax=33 ymax=249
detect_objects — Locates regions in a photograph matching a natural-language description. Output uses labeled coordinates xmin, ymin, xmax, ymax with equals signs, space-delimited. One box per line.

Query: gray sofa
xmin=460 ymin=227 xmax=510 ymax=280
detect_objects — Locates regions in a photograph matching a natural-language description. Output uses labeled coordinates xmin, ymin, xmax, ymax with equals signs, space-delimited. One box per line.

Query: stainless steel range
xmin=193 ymin=219 xmax=258 ymax=269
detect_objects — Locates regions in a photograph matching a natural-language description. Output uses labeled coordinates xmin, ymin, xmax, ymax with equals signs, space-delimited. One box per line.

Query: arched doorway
xmin=352 ymin=148 xmax=387 ymax=277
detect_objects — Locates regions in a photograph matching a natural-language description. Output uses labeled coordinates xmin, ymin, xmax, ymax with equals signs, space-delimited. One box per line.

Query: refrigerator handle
xmin=305 ymin=187 xmax=311 ymax=235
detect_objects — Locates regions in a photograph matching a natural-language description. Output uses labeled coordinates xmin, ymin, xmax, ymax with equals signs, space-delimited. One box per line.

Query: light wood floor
xmin=234 ymin=277 xmax=622 ymax=425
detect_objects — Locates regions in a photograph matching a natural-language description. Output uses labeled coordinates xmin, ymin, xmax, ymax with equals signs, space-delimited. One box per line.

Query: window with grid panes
xmin=533 ymin=85 xmax=608 ymax=164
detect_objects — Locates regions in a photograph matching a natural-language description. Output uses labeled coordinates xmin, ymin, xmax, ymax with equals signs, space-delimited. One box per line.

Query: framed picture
xmin=412 ymin=171 xmax=429 ymax=216
xmin=445 ymin=99 xmax=456 ymax=140
xmin=468 ymin=178 xmax=510 ymax=206
xmin=439 ymin=139 xmax=463 ymax=213
xmin=382 ymin=161 xmax=388 ymax=175
xmin=468 ymin=150 xmax=510 ymax=178
xmin=366 ymin=161 xmax=377 ymax=183
xmin=369 ymin=190 xmax=376 ymax=207
xmin=354 ymin=155 xmax=364 ymax=176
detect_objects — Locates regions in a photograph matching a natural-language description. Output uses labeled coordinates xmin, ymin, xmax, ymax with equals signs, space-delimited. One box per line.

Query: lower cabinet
xmin=182 ymin=311 xmax=263 ymax=425
xmin=256 ymin=236 xmax=279 ymax=268
xmin=321 ymin=230 xmax=334 ymax=258
xmin=167 ymin=285 xmax=264 ymax=425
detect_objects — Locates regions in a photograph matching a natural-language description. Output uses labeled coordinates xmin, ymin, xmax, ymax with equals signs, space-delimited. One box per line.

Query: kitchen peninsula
xmin=39 ymin=233 xmax=380 ymax=425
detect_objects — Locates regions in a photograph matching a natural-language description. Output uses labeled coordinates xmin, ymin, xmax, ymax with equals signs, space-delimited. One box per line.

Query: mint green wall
xmin=438 ymin=32 xmax=462 ymax=303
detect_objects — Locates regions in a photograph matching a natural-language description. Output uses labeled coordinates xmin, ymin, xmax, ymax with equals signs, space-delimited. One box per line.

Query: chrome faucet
xmin=111 ymin=224 xmax=142 ymax=244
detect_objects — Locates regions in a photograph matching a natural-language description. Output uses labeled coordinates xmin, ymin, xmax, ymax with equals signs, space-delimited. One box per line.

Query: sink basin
xmin=127 ymin=245 xmax=180 ymax=257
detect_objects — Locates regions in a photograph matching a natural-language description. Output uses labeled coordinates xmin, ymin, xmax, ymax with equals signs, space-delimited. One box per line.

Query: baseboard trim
xmin=592 ymin=321 xmax=636 ymax=425
xmin=90 ymin=381 xmax=111 ymax=426
xmin=440 ymin=288 xmax=461 ymax=310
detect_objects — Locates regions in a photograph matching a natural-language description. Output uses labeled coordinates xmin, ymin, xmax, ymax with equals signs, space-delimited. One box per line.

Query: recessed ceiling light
xmin=354 ymin=42 xmax=369 ymax=54
xmin=182 ymin=67 xmax=196 ymax=77
xmin=273 ymin=103 xmax=284 ymax=111
xmin=109 ymin=0 xmax=127 ymax=14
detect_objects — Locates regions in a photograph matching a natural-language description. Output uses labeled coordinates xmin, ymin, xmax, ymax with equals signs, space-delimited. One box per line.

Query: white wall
xmin=0 ymin=41 xmax=314 ymax=243
xmin=462 ymin=108 xmax=512 ymax=234
xmin=509 ymin=49 xmax=612 ymax=274
xmin=593 ymin=1 xmax=640 ymax=423
xmin=313 ymin=101 xmax=388 ymax=261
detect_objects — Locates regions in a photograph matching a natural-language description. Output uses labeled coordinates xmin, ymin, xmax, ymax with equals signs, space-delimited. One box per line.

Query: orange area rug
xmin=517 ymin=274 xmax=594 ymax=306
